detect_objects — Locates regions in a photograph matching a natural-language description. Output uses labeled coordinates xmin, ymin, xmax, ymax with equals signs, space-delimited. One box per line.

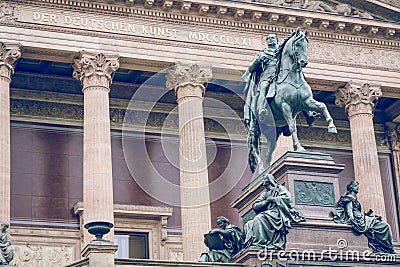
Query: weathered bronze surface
xmin=243 ymin=28 xmax=337 ymax=174
xmin=294 ymin=180 xmax=335 ymax=207
xmin=242 ymin=174 xmax=305 ymax=250
xmin=199 ymin=216 xmax=244 ymax=263
xmin=0 ymin=222 xmax=14 ymax=265
xmin=332 ymin=181 xmax=396 ymax=254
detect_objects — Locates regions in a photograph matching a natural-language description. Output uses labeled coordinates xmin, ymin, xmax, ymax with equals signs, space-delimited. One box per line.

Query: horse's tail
xmin=247 ymin=134 xmax=257 ymax=174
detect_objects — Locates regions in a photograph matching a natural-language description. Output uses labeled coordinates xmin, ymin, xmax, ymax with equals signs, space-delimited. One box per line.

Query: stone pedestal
xmin=82 ymin=241 xmax=118 ymax=267
xmin=73 ymin=51 xmax=119 ymax=246
xmin=335 ymin=81 xmax=386 ymax=221
xmin=232 ymin=151 xmax=374 ymax=266
xmin=271 ymin=135 xmax=293 ymax=163
xmin=166 ymin=63 xmax=213 ymax=261
xmin=0 ymin=43 xmax=20 ymax=222
xmin=233 ymin=151 xmax=344 ymax=223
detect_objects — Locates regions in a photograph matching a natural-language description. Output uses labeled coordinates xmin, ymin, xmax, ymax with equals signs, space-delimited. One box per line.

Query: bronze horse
xmin=248 ymin=29 xmax=337 ymax=174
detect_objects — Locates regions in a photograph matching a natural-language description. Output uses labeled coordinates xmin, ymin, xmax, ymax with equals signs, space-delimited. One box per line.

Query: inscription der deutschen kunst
xmin=32 ymin=12 xmax=252 ymax=47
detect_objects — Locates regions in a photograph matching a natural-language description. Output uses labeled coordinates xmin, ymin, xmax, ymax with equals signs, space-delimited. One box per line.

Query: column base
xmin=82 ymin=241 xmax=118 ymax=267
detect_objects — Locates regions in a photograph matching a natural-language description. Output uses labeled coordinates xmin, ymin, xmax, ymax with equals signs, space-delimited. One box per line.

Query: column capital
xmin=72 ymin=51 xmax=119 ymax=93
xmin=0 ymin=42 xmax=21 ymax=81
xmin=166 ymin=62 xmax=212 ymax=99
xmin=335 ymin=81 xmax=382 ymax=118
xmin=386 ymin=122 xmax=400 ymax=151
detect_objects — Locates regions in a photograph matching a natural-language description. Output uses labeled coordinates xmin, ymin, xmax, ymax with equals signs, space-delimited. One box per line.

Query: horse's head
xmin=289 ymin=28 xmax=309 ymax=69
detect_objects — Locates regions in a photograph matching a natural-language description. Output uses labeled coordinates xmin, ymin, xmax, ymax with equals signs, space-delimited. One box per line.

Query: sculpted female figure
xmin=243 ymin=174 xmax=305 ymax=250
xmin=0 ymin=222 xmax=14 ymax=265
xmin=199 ymin=216 xmax=244 ymax=262
xmin=332 ymin=181 xmax=395 ymax=254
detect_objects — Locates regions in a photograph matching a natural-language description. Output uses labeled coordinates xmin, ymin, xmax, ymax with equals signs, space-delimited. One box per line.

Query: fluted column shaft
xmin=336 ymin=81 xmax=386 ymax=220
xmin=166 ymin=63 xmax=212 ymax=261
xmin=0 ymin=43 xmax=20 ymax=223
xmin=386 ymin=123 xmax=400 ymax=218
xmin=73 ymin=52 xmax=119 ymax=246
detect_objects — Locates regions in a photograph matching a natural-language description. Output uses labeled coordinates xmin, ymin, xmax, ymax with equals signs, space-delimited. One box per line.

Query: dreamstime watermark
xmin=256 ymin=238 xmax=397 ymax=263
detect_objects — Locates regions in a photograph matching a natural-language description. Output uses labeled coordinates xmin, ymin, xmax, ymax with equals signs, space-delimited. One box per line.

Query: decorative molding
xmin=386 ymin=122 xmax=400 ymax=151
xmin=12 ymin=0 xmax=400 ymax=42
xmin=11 ymin=244 xmax=74 ymax=267
xmin=165 ymin=63 xmax=212 ymax=91
xmin=4 ymin=3 xmax=399 ymax=81
xmin=335 ymin=82 xmax=382 ymax=117
xmin=6 ymin=3 xmax=399 ymax=77
xmin=0 ymin=42 xmax=21 ymax=80
xmin=308 ymin=42 xmax=400 ymax=72
xmin=170 ymin=250 xmax=184 ymax=261
xmin=254 ymin=0 xmax=374 ymax=19
xmin=297 ymin=126 xmax=351 ymax=145
xmin=74 ymin=202 xmax=173 ymax=218
xmin=72 ymin=51 xmax=119 ymax=91
xmin=10 ymin=99 xmax=84 ymax=121
xmin=0 ymin=1 xmax=20 ymax=22
xmin=9 ymin=89 xmax=389 ymax=150
xmin=294 ymin=180 xmax=335 ymax=207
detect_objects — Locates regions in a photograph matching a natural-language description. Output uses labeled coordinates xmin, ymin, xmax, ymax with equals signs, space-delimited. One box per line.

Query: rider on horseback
xmin=243 ymin=29 xmax=337 ymax=174
xmin=243 ymin=34 xmax=279 ymax=125
xmin=243 ymin=34 xmax=279 ymax=173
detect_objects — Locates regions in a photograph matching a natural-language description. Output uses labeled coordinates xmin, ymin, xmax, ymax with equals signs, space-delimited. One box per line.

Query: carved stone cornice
xmin=166 ymin=63 xmax=212 ymax=100
xmin=72 ymin=51 xmax=119 ymax=92
xmin=0 ymin=2 xmax=20 ymax=22
xmin=335 ymin=81 xmax=382 ymax=118
xmin=386 ymin=122 xmax=400 ymax=151
xmin=0 ymin=42 xmax=21 ymax=81
xmin=308 ymin=42 xmax=400 ymax=72
xmin=16 ymin=0 xmax=400 ymax=39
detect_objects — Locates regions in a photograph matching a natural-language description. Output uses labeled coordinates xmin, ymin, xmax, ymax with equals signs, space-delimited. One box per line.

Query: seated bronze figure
xmin=332 ymin=181 xmax=396 ymax=254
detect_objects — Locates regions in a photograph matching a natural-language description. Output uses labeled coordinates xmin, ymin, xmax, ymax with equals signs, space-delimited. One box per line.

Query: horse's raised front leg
xmin=304 ymin=98 xmax=337 ymax=133
xmin=281 ymin=102 xmax=305 ymax=152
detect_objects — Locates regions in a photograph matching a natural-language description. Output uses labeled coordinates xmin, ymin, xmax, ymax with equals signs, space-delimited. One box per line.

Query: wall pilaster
xmin=73 ymin=51 xmax=119 ymax=247
xmin=0 ymin=42 xmax=21 ymax=223
xmin=386 ymin=122 xmax=400 ymax=219
xmin=166 ymin=63 xmax=212 ymax=261
xmin=335 ymin=81 xmax=386 ymax=220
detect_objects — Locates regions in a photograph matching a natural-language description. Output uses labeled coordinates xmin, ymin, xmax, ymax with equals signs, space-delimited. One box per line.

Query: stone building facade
xmin=0 ymin=0 xmax=399 ymax=266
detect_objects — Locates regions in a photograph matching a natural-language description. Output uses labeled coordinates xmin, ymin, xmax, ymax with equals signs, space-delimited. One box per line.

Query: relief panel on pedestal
xmin=11 ymin=244 xmax=74 ymax=267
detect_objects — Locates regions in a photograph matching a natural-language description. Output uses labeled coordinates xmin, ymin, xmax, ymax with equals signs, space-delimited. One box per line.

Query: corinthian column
xmin=335 ymin=81 xmax=386 ymax=220
xmin=166 ymin=63 xmax=212 ymax=261
xmin=73 ymin=52 xmax=119 ymax=245
xmin=0 ymin=43 xmax=21 ymax=223
xmin=386 ymin=122 xmax=400 ymax=217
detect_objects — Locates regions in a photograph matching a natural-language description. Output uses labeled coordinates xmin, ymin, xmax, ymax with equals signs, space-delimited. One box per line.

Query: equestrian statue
xmin=243 ymin=28 xmax=337 ymax=174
